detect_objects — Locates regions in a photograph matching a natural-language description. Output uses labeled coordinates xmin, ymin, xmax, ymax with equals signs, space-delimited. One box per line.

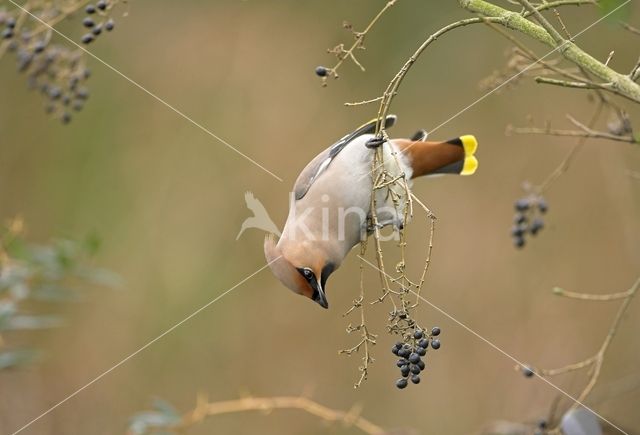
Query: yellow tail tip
xmin=461 ymin=155 xmax=478 ymax=176
xmin=460 ymin=135 xmax=478 ymax=156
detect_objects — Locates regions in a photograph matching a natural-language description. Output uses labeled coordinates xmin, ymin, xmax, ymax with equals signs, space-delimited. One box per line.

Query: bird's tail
xmin=393 ymin=134 xmax=478 ymax=179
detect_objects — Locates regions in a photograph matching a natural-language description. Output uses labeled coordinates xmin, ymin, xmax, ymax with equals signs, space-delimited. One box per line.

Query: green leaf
xmin=0 ymin=349 xmax=40 ymax=370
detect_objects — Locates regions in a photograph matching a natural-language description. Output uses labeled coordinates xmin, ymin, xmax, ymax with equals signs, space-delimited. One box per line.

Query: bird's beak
xmin=312 ymin=282 xmax=329 ymax=309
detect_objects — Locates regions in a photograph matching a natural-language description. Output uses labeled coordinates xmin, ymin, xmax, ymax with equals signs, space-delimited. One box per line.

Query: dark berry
xmin=83 ymin=17 xmax=95 ymax=28
xmin=513 ymin=236 xmax=525 ymax=249
xmin=83 ymin=68 xmax=91 ymax=79
xmin=413 ymin=330 xmax=423 ymax=339
xmin=48 ymin=86 xmax=62 ymax=100
xmin=514 ymin=213 xmax=527 ymax=225
xmin=2 ymin=28 xmax=13 ymax=39
xmin=514 ymin=198 xmax=530 ymax=211
xmin=6 ymin=17 xmax=16 ymax=28
xmin=85 ymin=5 xmax=96 ymax=14
xmin=411 ymin=374 xmax=421 ymax=384
xmin=315 ymin=66 xmax=328 ymax=77
xmin=537 ymin=419 xmax=547 ymax=429
xmin=511 ymin=225 xmax=525 ymax=237
xmin=17 ymin=51 xmax=33 ymax=71
xmin=61 ymin=112 xmax=72 ymax=124
xmin=408 ymin=353 xmax=420 ymax=364
xmin=521 ymin=365 xmax=534 ymax=378
xmin=81 ymin=34 xmax=94 ymax=44
xmin=97 ymin=0 xmax=108 ymax=10
xmin=416 ymin=347 xmax=426 ymax=356
xmin=530 ymin=218 xmax=544 ymax=235
xmin=62 ymin=95 xmax=71 ymax=105
xmin=92 ymin=24 xmax=102 ymax=35
xmin=396 ymin=378 xmax=408 ymax=389
xmin=398 ymin=348 xmax=409 ymax=358
xmin=105 ymin=19 xmax=115 ymax=31
xmin=392 ymin=346 xmax=399 ymax=356
xmin=72 ymin=101 xmax=84 ymax=112
xmin=418 ymin=339 xmax=429 ymax=349
xmin=69 ymin=76 xmax=80 ymax=91
xmin=400 ymin=365 xmax=410 ymax=377
xmin=394 ymin=342 xmax=403 ymax=349
xmin=396 ymin=359 xmax=407 ymax=368
xmin=417 ymin=360 xmax=425 ymax=370
xmin=33 ymin=41 xmax=46 ymax=53
xmin=410 ymin=364 xmax=421 ymax=375
xmin=76 ymin=88 xmax=90 ymax=100
xmin=431 ymin=327 xmax=441 ymax=336
xmin=431 ymin=339 xmax=441 ymax=350
xmin=537 ymin=198 xmax=548 ymax=213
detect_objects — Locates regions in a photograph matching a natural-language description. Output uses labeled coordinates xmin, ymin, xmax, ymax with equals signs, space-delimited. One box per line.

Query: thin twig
xmin=508 ymin=124 xmax=636 ymax=143
xmin=328 ymin=0 xmax=398 ymax=78
xmin=552 ymin=285 xmax=637 ymax=301
xmin=540 ymin=277 xmax=640 ymax=424
xmin=620 ymin=21 xmax=640 ymax=36
xmin=517 ymin=0 xmax=566 ymax=44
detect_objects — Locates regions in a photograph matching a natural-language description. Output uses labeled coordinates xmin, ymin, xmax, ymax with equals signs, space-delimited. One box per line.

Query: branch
xmin=459 ymin=0 xmax=640 ymax=103
xmin=172 ymin=395 xmax=387 ymax=435
xmin=535 ymin=76 xmax=609 ymax=90
xmin=507 ymin=114 xmax=638 ymax=144
xmin=516 ymin=0 xmax=566 ymax=44
xmin=539 ymin=276 xmax=640 ymax=424
xmin=620 ymin=21 xmax=640 ymax=36
xmin=323 ymin=0 xmax=398 ymax=81
xmin=371 ymin=0 xmax=597 ymax=136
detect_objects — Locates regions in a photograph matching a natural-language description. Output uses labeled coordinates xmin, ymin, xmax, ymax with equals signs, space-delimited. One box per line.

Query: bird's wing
xmin=293 ymin=115 xmax=397 ymax=201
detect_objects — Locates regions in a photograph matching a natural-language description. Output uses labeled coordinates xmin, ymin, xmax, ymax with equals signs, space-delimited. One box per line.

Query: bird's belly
xmin=286 ymin=138 xmax=412 ymax=254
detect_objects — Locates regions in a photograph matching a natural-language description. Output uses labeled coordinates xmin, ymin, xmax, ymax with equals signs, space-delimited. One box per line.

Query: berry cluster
xmin=0 ymin=10 xmax=92 ymax=124
xmin=391 ymin=327 xmax=441 ymax=389
xmin=511 ymin=196 xmax=548 ymax=248
xmin=81 ymin=1 xmax=116 ymax=45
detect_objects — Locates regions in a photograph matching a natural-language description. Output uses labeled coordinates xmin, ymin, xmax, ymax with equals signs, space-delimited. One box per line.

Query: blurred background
xmin=0 ymin=0 xmax=639 ymax=433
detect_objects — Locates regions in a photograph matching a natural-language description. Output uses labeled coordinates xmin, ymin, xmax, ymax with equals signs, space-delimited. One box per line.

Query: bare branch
xmin=539 ymin=276 xmax=640 ymax=427
xmin=166 ymin=395 xmax=388 ymax=435
xmin=620 ymin=21 xmax=640 ymax=36
xmin=460 ymin=0 xmax=640 ymax=103
xmin=507 ymin=113 xmax=638 ymax=144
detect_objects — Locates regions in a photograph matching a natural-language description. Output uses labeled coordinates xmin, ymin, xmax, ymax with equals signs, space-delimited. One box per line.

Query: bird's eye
xmin=302 ymin=268 xmax=313 ymax=280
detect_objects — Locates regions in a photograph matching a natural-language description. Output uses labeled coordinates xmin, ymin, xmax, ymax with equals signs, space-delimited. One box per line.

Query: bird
xmin=264 ymin=115 xmax=477 ymax=309
xmin=236 ymin=191 xmax=282 ymax=240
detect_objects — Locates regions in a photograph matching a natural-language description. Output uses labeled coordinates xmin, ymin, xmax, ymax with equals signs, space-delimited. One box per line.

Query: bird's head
xmin=264 ymin=234 xmax=336 ymax=309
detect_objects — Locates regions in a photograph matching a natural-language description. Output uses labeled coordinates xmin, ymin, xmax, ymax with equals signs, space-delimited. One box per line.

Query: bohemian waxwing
xmin=264 ymin=115 xmax=477 ymax=309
